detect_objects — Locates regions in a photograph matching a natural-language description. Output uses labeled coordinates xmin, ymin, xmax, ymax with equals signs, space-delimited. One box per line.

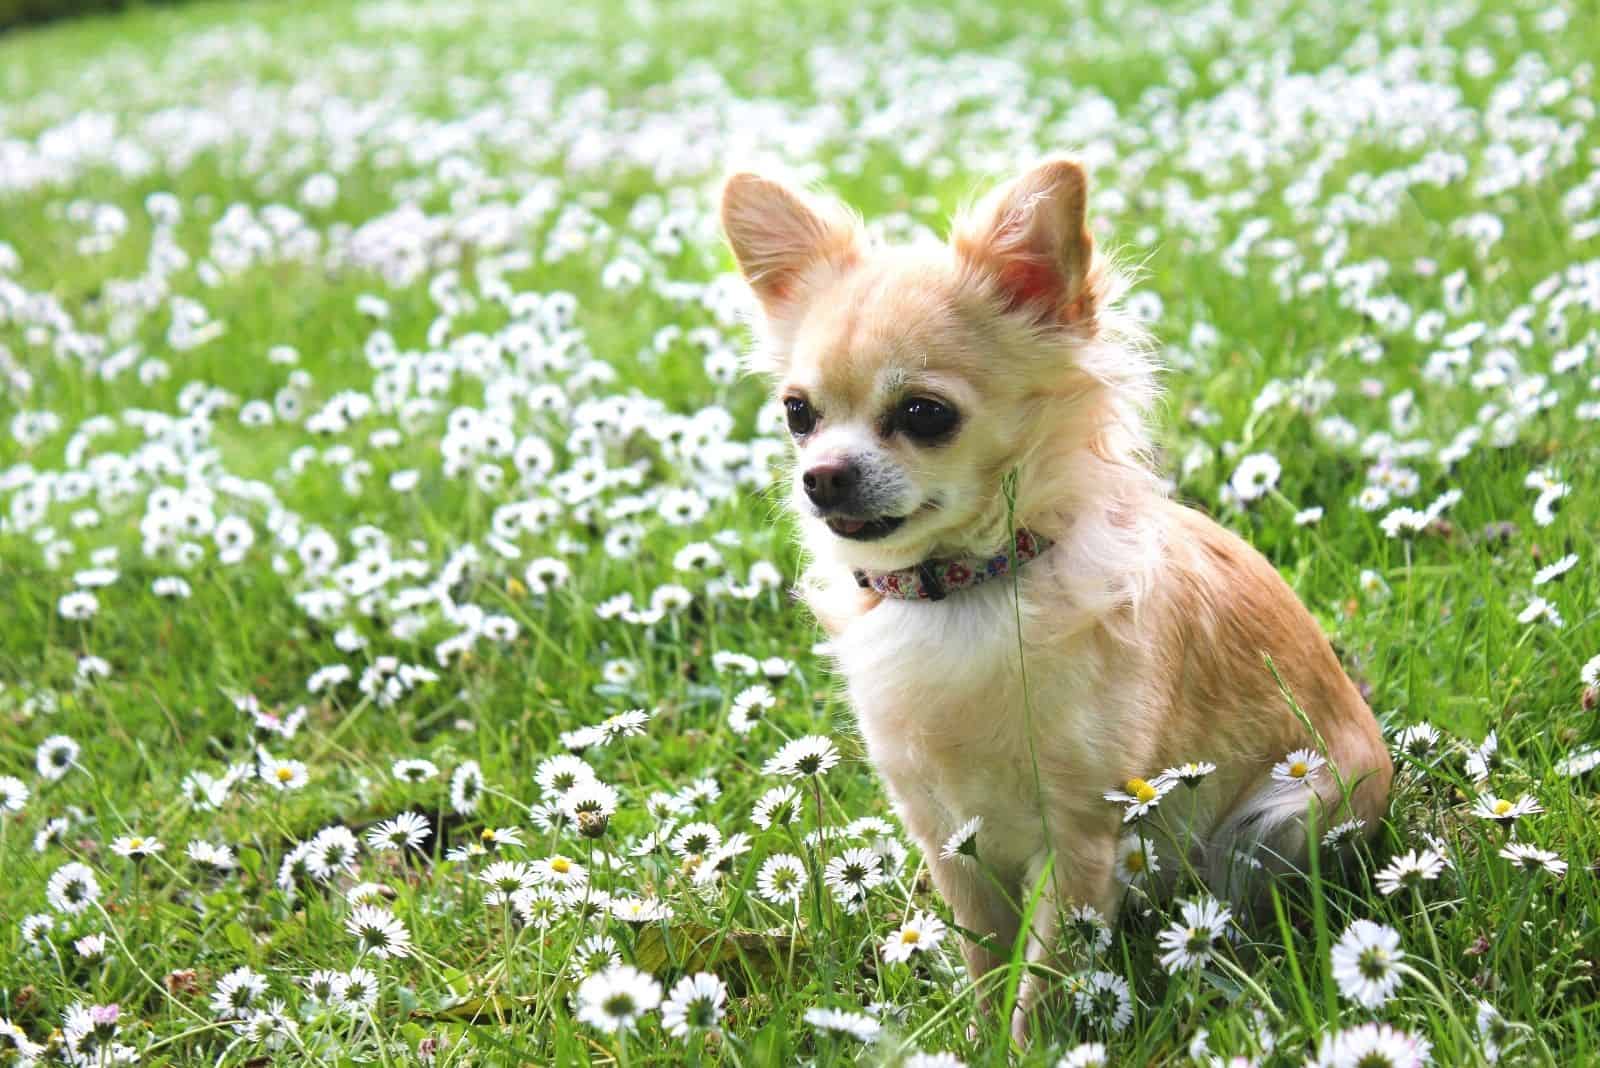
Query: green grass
xmin=1 ymin=0 xmax=1598 ymax=1063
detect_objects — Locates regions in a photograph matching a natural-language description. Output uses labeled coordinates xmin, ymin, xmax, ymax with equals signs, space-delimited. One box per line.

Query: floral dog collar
xmin=852 ymin=529 xmax=1054 ymax=602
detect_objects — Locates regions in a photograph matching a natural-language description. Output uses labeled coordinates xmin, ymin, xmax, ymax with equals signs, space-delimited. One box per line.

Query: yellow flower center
xmin=1492 ymin=799 xmax=1512 ymax=816
xmin=1288 ymin=761 xmax=1308 ymax=779
xmin=128 ymin=837 xmax=144 ymax=849
xmin=481 ymin=828 xmax=496 ymax=840
xmin=900 ymin=929 xmax=921 ymax=945
xmin=1125 ymin=851 xmax=1146 ymax=873
xmin=551 ymin=857 xmax=571 ymax=874
xmin=275 ymin=766 xmax=294 ymax=782
xmin=1126 ymin=778 xmax=1157 ymax=804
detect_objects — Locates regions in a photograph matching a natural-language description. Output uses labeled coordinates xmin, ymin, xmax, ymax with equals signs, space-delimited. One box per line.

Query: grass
xmin=1 ymin=0 xmax=1598 ymax=1063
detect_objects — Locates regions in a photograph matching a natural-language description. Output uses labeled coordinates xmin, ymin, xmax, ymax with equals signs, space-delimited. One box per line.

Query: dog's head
xmin=721 ymin=159 xmax=1150 ymax=573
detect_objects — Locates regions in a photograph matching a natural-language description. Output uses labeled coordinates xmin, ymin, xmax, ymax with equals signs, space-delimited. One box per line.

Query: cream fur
xmin=721 ymin=158 xmax=1393 ymax=1042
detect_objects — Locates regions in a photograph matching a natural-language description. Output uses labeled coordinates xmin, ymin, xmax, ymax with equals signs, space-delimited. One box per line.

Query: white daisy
xmin=762 ymin=734 xmax=840 ymax=779
xmin=660 ymin=972 xmax=727 ymax=1037
xmin=756 ymin=853 xmax=808 ymax=907
xmin=881 ymin=911 xmax=946 ymax=963
xmin=576 ymin=965 xmax=662 ymax=1034
xmin=939 ymin=815 xmax=983 ymax=860
xmin=1271 ymin=748 xmax=1326 ymax=786
xmin=1331 ymin=919 xmax=1406 ymax=1008
xmin=1374 ymin=848 xmax=1447 ymax=895
xmin=1156 ymin=897 xmax=1232 ymax=972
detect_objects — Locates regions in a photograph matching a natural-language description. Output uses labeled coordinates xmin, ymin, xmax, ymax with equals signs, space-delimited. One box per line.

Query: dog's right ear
xmin=720 ymin=173 xmax=860 ymax=320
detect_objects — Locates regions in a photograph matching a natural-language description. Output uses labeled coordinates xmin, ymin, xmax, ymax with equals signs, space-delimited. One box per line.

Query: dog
xmin=720 ymin=158 xmax=1392 ymax=1040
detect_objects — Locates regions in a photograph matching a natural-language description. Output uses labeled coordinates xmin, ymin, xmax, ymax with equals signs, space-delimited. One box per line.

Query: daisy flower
xmin=660 ymin=972 xmax=727 ymax=1037
xmin=1533 ymin=552 xmax=1578 ymax=585
xmin=1155 ymin=761 xmax=1216 ymax=788
xmin=1072 ymin=970 xmax=1133 ymax=1033
xmin=0 ymin=1018 xmax=44 ymax=1062
xmin=391 ymin=758 xmax=440 ymax=783
xmin=1065 ymin=904 xmax=1113 ymax=952
xmin=1230 ymin=452 xmax=1281 ymax=502
xmin=345 ymin=904 xmax=412 ymax=959
xmin=562 ymin=780 xmax=620 ymax=836
xmin=339 ymin=967 xmax=380 ymax=1011
xmin=259 ymin=757 xmax=309 ymax=790
xmin=365 ymin=812 xmax=430 ymax=852
xmin=728 ymin=684 xmax=776 ymax=734
xmin=36 ymin=735 xmax=81 ymax=781
xmin=1331 ymin=919 xmax=1406 ymax=1008
xmin=478 ymin=825 xmax=526 ymax=849
xmin=479 ymin=861 xmax=537 ymax=906
xmin=762 ymin=734 xmax=840 ymax=779
xmin=186 ymin=840 xmax=237 ymax=871
xmin=1555 ymin=745 xmax=1600 ymax=778
xmin=1476 ymin=1000 xmax=1516 ymax=1063
xmin=804 ymin=1007 xmax=882 ymax=1042
xmin=535 ymin=754 xmax=597 ymax=796
xmin=598 ymin=708 xmax=652 ymax=742
xmin=1058 ymin=1041 xmax=1110 ymax=1067
xmin=211 ymin=966 xmax=268 ymax=1019
xmin=303 ymin=970 xmax=342 ymax=1005
xmin=756 ymin=853 xmax=808 ymax=906
xmin=308 ymin=826 xmax=361 ymax=880
xmin=1104 ymin=777 xmax=1175 ymax=822
xmin=1156 ymin=897 xmax=1232 ymax=973
xmin=1498 ymin=842 xmax=1567 ymax=877
xmin=512 ymin=886 xmax=564 ymax=928
xmin=609 ymin=895 xmax=672 ymax=923
xmin=46 ymin=862 xmax=102 ymax=915
xmin=1271 ymin=748 xmax=1326 ymax=786
xmin=1374 ymin=848 xmax=1447 ymax=895
xmin=1310 ymin=1022 xmax=1430 ymax=1068
xmin=576 ymin=965 xmax=662 ymax=1034
xmin=1470 ymin=793 xmax=1542 ymax=825
xmin=1322 ymin=818 xmax=1367 ymax=847
xmin=34 ymin=817 xmax=68 ymax=851
xmin=881 ymin=911 xmax=947 ymax=963
xmin=670 ymin=822 xmax=723 ymax=858
xmin=939 ymin=815 xmax=982 ymax=860
xmin=569 ymin=933 xmax=622 ymax=979
xmin=449 ymin=761 xmax=485 ymax=813
xmin=751 ymin=783 xmax=802 ymax=829
xmin=532 ymin=854 xmax=587 ymax=887
xmin=0 ymin=776 xmax=28 ymax=814
xmin=1393 ymin=722 xmax=1442 ymax=762
xmin=824 ymin=847 xmax=886 ymax=908
xmin=1114 ymin=833 xmax=1161 ymax=887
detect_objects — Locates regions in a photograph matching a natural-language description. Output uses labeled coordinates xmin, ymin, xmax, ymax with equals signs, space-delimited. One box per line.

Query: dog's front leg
xmin=926 ymin=853 xmax=1021 ymax=1014
xmin=1010 ymin=832 xmax=1119 ymax=1047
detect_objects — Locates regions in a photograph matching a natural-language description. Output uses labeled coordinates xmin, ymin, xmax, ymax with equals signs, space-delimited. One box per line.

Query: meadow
xmin=1 ymin=0 xmax=1598 ymax=1063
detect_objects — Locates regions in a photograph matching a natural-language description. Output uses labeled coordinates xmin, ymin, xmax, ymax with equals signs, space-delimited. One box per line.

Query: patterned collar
xmin=852 ymin=528 xmax=1054 ymax=602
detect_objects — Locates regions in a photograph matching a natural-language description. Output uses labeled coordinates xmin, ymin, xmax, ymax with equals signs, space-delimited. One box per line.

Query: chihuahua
xmin=721 ymin=159 xmax=1392 ymax=1039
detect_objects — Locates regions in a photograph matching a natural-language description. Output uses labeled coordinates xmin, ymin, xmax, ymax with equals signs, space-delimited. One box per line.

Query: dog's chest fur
xmin=830 ymin=574 xmax=1127 ymax=879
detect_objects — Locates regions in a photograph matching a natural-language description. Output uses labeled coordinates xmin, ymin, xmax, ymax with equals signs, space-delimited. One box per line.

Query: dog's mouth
xmin=824 ymin=515 xmax=907 ymax=541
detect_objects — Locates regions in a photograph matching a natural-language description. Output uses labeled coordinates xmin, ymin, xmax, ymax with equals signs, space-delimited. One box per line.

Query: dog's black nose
xmin=803 ymin=461 xmax=858 ymax=510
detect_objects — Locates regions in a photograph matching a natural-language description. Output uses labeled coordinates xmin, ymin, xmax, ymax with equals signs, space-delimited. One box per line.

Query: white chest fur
xmin=831 ymin=577 xmax=1113 ymax=879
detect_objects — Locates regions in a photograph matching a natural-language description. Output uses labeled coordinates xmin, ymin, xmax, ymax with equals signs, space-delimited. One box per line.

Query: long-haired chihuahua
xmin=721 ymin=158 xmax=1392 ymax=1040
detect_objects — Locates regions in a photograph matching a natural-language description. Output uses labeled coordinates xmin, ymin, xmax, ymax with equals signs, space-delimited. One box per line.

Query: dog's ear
xmin=720 ymin=172 xmax=860 ymax=319
xmin=953 ymin=158 xmax=1097 ymax=326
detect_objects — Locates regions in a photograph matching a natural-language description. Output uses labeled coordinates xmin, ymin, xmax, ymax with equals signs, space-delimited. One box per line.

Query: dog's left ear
xmin=720 ymin=172 xmax=860 ymax=321
xmin=953 ymin=158 xmax=1098 ymax=327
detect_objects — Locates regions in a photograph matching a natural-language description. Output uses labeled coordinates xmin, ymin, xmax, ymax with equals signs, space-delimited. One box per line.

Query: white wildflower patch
xmin=0 ymin=0 xmax=1592 ymax=1061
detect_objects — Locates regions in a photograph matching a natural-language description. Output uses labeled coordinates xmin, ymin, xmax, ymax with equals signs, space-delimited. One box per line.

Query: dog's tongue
xmin=832 ymin=518 xmax=866 ymax=534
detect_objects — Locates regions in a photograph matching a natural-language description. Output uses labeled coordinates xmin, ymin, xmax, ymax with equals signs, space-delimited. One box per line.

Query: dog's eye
xmin=897 ymin=397 xmax=958 ymax=441
xmin=784 ymin=397 xmax=816 ymax=436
